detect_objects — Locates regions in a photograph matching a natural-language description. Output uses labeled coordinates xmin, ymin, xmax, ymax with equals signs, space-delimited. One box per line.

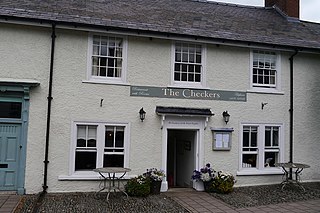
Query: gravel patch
xmin=210 ymin=182 xmax=320 ymax=208
xmin=15 ymin=192 xmax=188 ymax=213
xmin=15 ymin=182 xmax=320 ymax=212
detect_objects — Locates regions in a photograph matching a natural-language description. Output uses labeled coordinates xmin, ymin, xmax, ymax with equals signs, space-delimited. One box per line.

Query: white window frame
xmin=68 ymin=121 xmax=130 ymax=177
xmin=86 ymin=33 xmax=128 ymax=85
xmin=249 ymin=49 xmax=281 ymax=94
xmin=237 ymin=123 xmax=284 ymax=176
xmin=170 ymin=41 xmax=207 ymax=88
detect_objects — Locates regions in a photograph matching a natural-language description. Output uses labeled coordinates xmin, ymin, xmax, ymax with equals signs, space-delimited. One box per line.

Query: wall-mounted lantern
xmin=139 ymin=107 xmax=146 ymax=122
xmin=222 ymin=111 xmax=230 ymax=124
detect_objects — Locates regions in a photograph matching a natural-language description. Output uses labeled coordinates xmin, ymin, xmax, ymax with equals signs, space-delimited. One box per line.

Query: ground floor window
xmin=72 ymin=122 xmax=129 ymax=173
xmin=241 ymin=123 xmax=283 ymax=171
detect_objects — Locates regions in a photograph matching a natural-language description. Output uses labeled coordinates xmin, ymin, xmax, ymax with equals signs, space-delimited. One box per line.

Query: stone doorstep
xmin=0 ymin=191 xmax=17 ymax=195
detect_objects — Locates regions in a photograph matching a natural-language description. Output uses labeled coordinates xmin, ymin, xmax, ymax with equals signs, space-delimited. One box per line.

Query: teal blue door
xmin=0 ymin=123 xmax=21 ymax=191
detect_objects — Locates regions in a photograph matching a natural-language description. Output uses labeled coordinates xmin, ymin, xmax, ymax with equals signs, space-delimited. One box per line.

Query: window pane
xmin=195 ymin=65 xmax=201 ymax=73
xmin=105 ymin=127 xmax=114 ymax=147
xmin=195 ymin=74 xmax=201 ymax=82
xmin=251 ymin=130 xmax=257 ymax=147
xmin=182 ymin=64 xmax=187 ymax=72
xmin=189 ymin=65 xmax=194 ymax=72
xmin=264 ymin=152 xmax=277 ymax=167
xmin=115 ymin=127 xmax=124 ymax=147
xmin=243 ymin=130 xmax=249 ymax=147
xmin=77 ymin=125 xmax=86 ymax=140
xmin=92 ymin=66 xmax=98 ymax=76
xmin=75 ymin=151 xmax=96 ymax=170
xmin=116 ymin=47 xmax=122 ymax=57
xmin=92 ymin=57 xmax=98 ymax=66
xmin=189 ymin=53 xmax=194 ymax=63
xmin=273 ymin=127 xmax=279 ymax=146
xmin=101 ymin=46 xmax=107 ymax=56
xmin=87 ymin=139 xmax=96 ymax=147
xmin=93 ymin=36 xmax=100 ymax=45
xmin=103 ymin=154 xmax=124 ymax=167
xmin=116 ymin=68 xmax=122 ymax=77
xmin=108 ymin=58 xmax=115 ymax=67
xmin=100 ymin=58 xmax=107 ymax=66
xmin=174 ymin=72 xmax=180 ymax=81
xmin=77 ymin=139 xmax=86 ymax=147
xmin=88 ymin=126 xmax=97 ymax=139
xmin=265 ymin=127 xmax=271 ymax=147
xmin=100 ymin=67 xmax=106 ymax=77
xmin=196 ymin=55 xmax=201 ymax=63
xmin=181 ymin=73 xmax=187 ymax=81
xmin=93 ymin=45 xmax=99 ymax=55
xmin=0 ymin=102 xmax=22 ymax=119
xmin=175 ymin=53 xmax=181 ymax=62
xmin=107 ymin=68 xmax=114 ymax=77
xmin=253 ymin=74 xmax=257 ymax=83
xmin=174 ymin=63 xmax=180 ymax=72
xmin=182 ymin=53 xmax=188 ymax=62
xmin=101 ymin=36 xmax=108 ymax=45
xmin=188 ymin=73 xmax=194 ymax=82
xmin=242 ymin=154 xmax=257 ymax=168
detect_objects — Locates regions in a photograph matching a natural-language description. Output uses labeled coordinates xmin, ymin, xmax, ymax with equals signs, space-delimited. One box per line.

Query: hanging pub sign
xmin=130 ymin=86 xmax=246 ymax=102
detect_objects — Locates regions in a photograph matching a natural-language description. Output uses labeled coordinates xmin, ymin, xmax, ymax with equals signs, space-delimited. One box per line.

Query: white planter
xmin=193 ymin=180 xmax=204 ymax=191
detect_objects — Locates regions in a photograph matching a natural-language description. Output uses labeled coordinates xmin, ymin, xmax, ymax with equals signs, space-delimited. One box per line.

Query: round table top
xmin=93 ymin=167 xmax=131 ymax=173
xmin=275 ymin=163 xmax=310 ymax=169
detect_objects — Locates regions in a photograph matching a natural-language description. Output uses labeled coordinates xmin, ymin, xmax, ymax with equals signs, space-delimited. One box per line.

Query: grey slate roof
xmin=0 ymin=0 xmax=320 ymax=51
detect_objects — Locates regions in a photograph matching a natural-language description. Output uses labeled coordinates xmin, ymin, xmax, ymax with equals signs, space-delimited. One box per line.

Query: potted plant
xmin=212 ymin=171 xmax=236 ymax=194
xmin=191 ymin=163 xmax=215 ymax=192
xmin=125 ymin=175 xmax=151 ymax=197
xmin=143 ymin=168 xmax=165 ymax=194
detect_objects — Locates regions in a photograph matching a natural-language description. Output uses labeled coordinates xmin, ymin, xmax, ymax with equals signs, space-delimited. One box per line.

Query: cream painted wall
xmin=1 ymin=22 xmax=320 ymax=193
xmin=0 ymin=23 xmax=51 ymax=193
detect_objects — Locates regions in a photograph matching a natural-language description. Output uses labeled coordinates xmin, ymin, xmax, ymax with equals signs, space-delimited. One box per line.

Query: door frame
xmin=0 ymin=81 xmax=38 ymax=194
xmin=161 ymin=116 xmax=205 ymax=191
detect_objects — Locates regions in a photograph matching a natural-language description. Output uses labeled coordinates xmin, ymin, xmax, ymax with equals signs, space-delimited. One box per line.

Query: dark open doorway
xmin=167 ymin=129 xmax=196 ymax=188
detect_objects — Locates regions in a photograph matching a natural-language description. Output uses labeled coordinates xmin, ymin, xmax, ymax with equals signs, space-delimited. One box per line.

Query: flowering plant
xmin=143 ymin=168 xmax=165 ymax=181
xmin=125 ymin=175 xmax=151 ymax=197
xmin=191 ymin=163 xmax=215 ymax=182
xmin=212 ymin=170 xmax=236 ymax=194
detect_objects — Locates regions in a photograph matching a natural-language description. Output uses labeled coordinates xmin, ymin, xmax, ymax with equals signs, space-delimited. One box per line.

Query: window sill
xmin=82 ymin=80 xmax=130 ymax=86
xmin=237 ymin=168 xmax=283 ymax=176
xmin=58 ymin=173 xmax=134 ymax=180
xmin=247 ymin=89 xmax=284 ymax=95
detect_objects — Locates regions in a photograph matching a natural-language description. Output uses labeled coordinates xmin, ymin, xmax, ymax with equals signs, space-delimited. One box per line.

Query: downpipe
xmin=288 ymin=50 xmax=298 ymax=180
xmin=42 ymin=23 xmax=56 ymax=193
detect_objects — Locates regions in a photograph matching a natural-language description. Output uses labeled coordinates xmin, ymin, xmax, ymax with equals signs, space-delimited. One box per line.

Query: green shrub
xmin=125 ymin=175 xmax=151 ymax=197
xmin=212 ymin=171 xmax=236 ymax=194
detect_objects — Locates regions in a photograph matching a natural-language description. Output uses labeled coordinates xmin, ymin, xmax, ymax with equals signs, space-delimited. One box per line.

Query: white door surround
xmin=160 ymin=116 xmax=206 ymax=191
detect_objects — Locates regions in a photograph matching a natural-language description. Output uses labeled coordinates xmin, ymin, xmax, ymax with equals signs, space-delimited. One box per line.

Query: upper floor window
xmin=251 ymin=50 xmax=280 ymax=92
xmin=87 ymin=34 xmax=127 ymax=84
xmin=240 ymin=123 xmax=283 ymax=174
xmin=172 ymin=42 xmax=206 ymax=88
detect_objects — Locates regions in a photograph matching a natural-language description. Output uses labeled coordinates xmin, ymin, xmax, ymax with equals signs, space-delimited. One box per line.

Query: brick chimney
xmin=265 ymin=0 xmax=299 ymax=19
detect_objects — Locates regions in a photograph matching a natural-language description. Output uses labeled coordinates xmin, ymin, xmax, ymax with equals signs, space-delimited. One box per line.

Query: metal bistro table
xmin=94 ymin=167 xmax=131 ymax=200
xmin=275 ymin=162 xmax=310 ymax=191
